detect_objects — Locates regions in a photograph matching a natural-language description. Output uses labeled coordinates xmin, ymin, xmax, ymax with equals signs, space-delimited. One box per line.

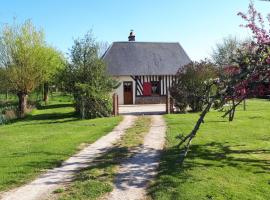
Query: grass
xmin=0 ymin=93 xmax=17 ymax=102
xmin=149 ymin=99 xmax=270 ymax=200
xmin=0 ymin=97 xmax=121 ymax=192
xmin=57 ymin=116 xmax=152 ymax=200
xmin=0 ymin=92 xmax=73 ymax=108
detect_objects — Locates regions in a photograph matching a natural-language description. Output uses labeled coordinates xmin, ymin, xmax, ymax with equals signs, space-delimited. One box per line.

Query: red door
xmin=123 ymin=81 xmax=133 ymax=104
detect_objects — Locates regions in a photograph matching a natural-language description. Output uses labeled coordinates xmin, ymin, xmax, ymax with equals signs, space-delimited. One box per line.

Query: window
xmin=124 ymin=82 xmax=132 ymax=92
xmin=151 ymin=81 xmax=160 ymax=95
xmin=142 ymin=81 xmax=160 ymax=96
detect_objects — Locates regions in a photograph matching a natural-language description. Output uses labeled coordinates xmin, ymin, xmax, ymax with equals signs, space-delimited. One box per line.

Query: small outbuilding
xmin=103 ymin=31 xmax=191 ymax=105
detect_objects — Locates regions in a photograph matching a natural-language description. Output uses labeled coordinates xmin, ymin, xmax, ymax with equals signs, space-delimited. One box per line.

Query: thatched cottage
xmin=103 ymin=31 xmax=191 ymax=105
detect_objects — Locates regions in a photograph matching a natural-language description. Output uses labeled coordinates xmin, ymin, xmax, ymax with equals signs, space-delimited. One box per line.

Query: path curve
xmin=0 ymin=115 xmax=137 ymax=200
xmin=107 ymin=115 xmax=166 ymax=200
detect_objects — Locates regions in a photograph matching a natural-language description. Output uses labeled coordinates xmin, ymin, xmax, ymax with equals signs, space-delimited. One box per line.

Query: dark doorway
xmin=123 ymin=81 xmax=133 ymax=104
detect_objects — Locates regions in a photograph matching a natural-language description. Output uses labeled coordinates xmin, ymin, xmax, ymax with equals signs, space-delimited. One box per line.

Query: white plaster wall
xmin=112 ymin=76 xmax=136 ymax=105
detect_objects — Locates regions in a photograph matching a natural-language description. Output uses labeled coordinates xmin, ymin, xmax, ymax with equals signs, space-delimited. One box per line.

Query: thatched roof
xmin=102 ymin=42 xmax=191 ymax=76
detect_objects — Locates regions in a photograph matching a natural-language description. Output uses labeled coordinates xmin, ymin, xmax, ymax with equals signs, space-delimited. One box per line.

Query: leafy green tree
xmin=0 ymin=20 xmax=62 ymax=116
xmin=41 ymin=47 xmax=65 ymax=103
xmin=62 ymin=32 xmax=118 ymax=119
xmin=97 ymin=41 xmax=110 ymax=58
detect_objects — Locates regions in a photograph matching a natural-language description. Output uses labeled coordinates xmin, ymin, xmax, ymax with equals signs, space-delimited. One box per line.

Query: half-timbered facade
xmin=103 ymin=31 xmax=191 ymax=105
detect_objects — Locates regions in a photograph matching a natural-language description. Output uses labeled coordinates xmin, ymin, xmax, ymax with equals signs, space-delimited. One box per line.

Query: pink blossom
xmin=238 ymin=3 xmax=270 ymax=45
xmin=266 ymin=56 xmax=270 ymax=64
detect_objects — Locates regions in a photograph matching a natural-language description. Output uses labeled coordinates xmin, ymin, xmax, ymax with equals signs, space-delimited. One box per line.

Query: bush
xmin=170 ymin=61 xmax=217 ymax=112
xmin=74 ymin=83 xmax=113 ymax=119
xmin=61 ymin=32 xmax=118 ymax=119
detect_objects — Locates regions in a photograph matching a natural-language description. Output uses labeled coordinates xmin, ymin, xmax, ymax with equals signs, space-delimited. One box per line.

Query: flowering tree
xmin=177 ymin=2 xmax=270 ymax=162
xmin=211 ymin=36 xmax=243 ymax=66
xmin=171 ymin=61 xmax=217 ymax=113
xmin=238 ymin=2 xmax=270 ymax=45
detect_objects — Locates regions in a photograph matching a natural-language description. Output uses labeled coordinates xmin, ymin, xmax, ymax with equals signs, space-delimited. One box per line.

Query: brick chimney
xmin=128 ymin=30 xmax=135 ymax=41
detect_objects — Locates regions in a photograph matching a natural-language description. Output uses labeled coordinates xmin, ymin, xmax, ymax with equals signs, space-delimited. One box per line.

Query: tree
xmin=97 ymin=41 xmax=110 ymax=58
xmin=62 ymin=32 xmax=118 ymax=119
xmin=211 ymin=36 xmax=243 ymax=66
xmin=170 ymin=61 xmax=217 ymax=112
xmin=0 ymin=20 xmax=61 ymax=117
xmin=41 ymin=47 xmax=65 ymax=104
xmin=238 ymin=2 xmax=270 ymax=45
xmin=177 ymin=2 xmax=270 ymax=162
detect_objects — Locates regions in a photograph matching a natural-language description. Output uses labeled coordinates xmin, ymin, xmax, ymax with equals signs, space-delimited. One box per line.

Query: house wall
xmin=133 ymin=75 xmax=175 ymax=96
xmin=112 ymin=75 xmax=175 ymax=105
xmin=113 ymin=76 xmax=136 ymax=105
xmin=135 ymin=96 xmax=166 ymax=104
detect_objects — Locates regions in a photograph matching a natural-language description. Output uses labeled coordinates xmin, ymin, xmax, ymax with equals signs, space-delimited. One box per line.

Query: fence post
xmin=170 ymin=97 xmax=174 ymax=113
xmin=166 ymin=92 xmax=171 ymax=114
xmin=112 ymin=93 xmax=119 ymax=116
xmin=117 ymin=94 xmax=119 ymax=115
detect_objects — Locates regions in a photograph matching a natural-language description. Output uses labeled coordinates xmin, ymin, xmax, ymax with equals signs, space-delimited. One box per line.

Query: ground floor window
xmin=151 ymin=81 xmax=160 ymax=95
xmin=134 ymin=75 xmax=175 ymax=96
xmin=142 ymin=81 xmax=160 ymax=96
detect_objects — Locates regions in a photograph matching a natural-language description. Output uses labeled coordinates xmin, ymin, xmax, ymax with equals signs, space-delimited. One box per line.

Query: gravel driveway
xmin=106 ymin=115 xmax=166 ymax=200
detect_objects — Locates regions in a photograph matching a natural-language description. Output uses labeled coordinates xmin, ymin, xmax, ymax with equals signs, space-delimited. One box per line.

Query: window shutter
xmin=143 ymin=82 xmax=152 ymax=96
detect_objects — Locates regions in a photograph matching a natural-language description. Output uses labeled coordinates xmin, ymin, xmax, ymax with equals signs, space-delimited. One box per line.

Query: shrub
xmin=61 ymin=32 xmax=118 ymax=119
xmin=0 ymin=104 xmax=17 ymax=125
xmin=170 ymin=61 xmax=217 ymax=112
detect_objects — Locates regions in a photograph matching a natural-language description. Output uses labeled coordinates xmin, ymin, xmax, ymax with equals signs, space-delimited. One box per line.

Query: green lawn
xmin=0 ymin=99 xmax=121 ymax=192
xmin=149 ymin=99 xmax=270 ymax=200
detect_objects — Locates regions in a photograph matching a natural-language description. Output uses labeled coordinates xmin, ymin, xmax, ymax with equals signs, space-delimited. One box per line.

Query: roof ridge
xmin=112 ymin=41 xmax=180 ymax=44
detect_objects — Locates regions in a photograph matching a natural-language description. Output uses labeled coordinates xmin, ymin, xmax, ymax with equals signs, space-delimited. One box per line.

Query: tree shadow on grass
xmin=6 ymin=103 xmax=79 ymax=125
xmin=187 ymin=142 xmax=270 ymax=171
xmin=56 ymin=144 xmax=164 ymax=199
xmin=37 ymin=103 xmax=74 ymax=110
xmin=26 ymin=111 xmax=77 ymax=121
xmin=205 ymin=119 xmax=228 ymax=123
xmin=173 ymin=142 xmax=269 ymax=172
xmin=26 ymin=102 xmax=81 ymax=123
xmin=53 ymin=145 xmax=130 ymax=199
xmin=148 ymin=142 xmax=270 ymax=199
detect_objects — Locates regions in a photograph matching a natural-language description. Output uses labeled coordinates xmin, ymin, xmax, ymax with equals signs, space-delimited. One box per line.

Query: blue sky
xmin=0 ymin=0 xmax=269 ymax=60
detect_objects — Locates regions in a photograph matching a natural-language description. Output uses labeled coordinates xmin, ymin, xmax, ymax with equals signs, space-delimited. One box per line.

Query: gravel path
xmin=106 ymin=115 xmax=166 ymax=200
xmin=0 ymin=115 xmax=137 ymax=200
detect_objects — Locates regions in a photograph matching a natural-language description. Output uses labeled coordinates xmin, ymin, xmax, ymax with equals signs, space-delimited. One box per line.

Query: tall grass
xmin=0 ymin=104 xmax=17 ymax=125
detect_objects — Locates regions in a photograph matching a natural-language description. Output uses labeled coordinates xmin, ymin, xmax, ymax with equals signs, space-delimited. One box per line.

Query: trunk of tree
xmin=222 ymin=98 xmax=244 ymax=120
xmin=229 ymin=100 xmax=235 ymax=121
xmin=81 ymin=97 xmax=85 ymax=119
xmin=17 ymin=92 xmax=28 ymax=118
xmin=178 ymin=100 xmax=214 ymax=163
xmin=43 ymin=82 xmax=49 ymax=104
